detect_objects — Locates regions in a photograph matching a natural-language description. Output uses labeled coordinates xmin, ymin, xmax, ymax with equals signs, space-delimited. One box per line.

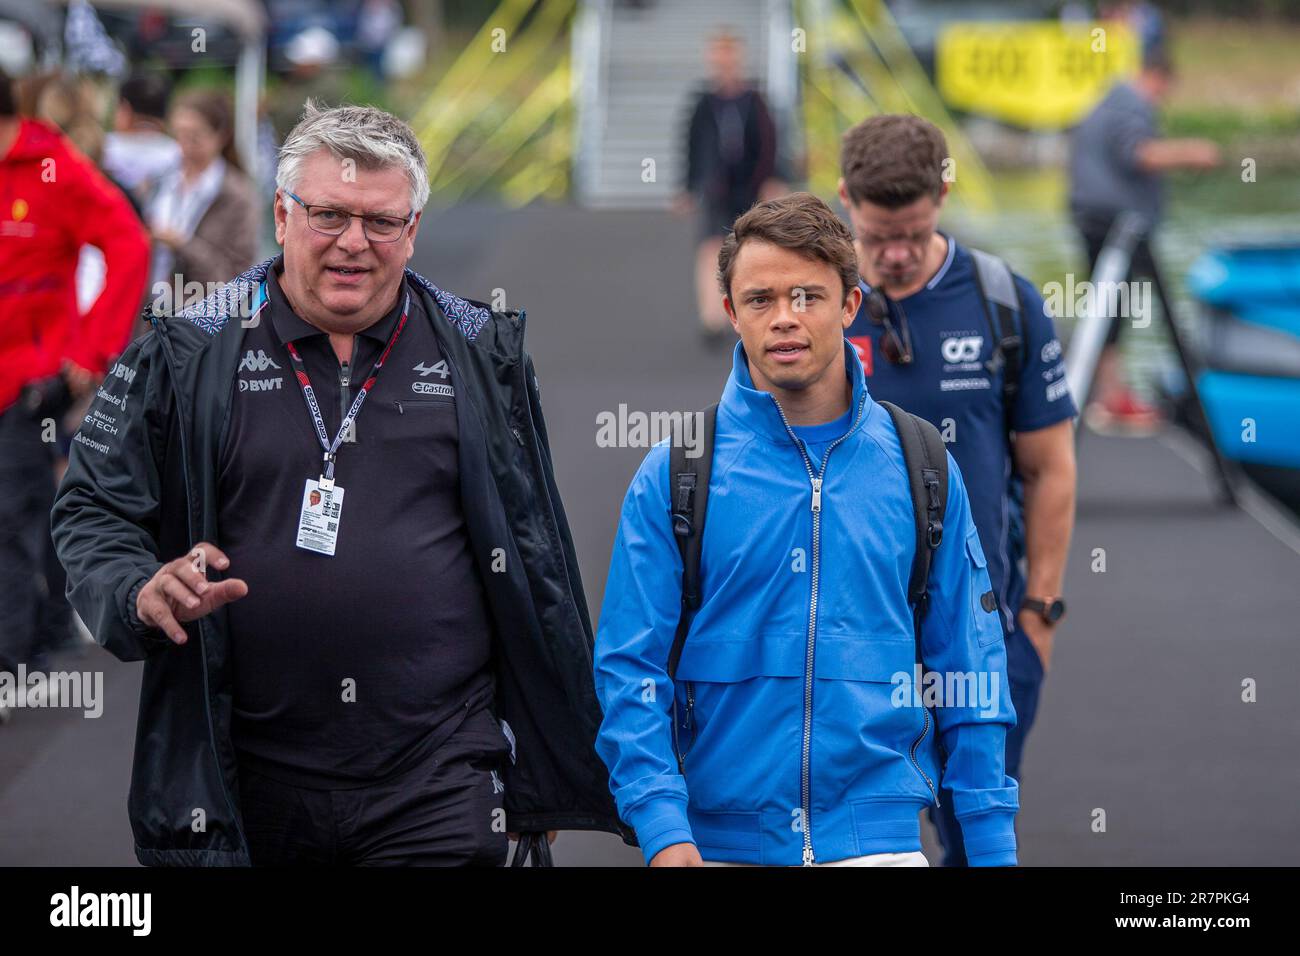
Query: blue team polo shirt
xmin=844 ymin=234 xmax=1077 ymax=631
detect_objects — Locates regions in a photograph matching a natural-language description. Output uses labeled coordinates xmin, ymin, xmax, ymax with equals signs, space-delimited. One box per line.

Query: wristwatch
xmin=1021 ymin=596 xmax=1066 ymax=624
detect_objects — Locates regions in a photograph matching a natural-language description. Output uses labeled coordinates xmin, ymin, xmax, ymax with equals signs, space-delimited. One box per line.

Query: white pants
xmin=702 ymin=851 xmax=929 ymax=867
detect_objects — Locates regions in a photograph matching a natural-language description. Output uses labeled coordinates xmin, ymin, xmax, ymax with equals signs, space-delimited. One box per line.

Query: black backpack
xmin=968 ymin=248 xmax=1025 ymax=440
xmin=969 ymin=248 xmax=1029 ymax=573
xmin=666 ymin=402 xmax=949 ymax=771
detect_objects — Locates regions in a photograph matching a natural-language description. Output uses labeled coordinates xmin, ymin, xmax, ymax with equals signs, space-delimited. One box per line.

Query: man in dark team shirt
xmin=838 ymin=115 xmax=1078 ymax=866
xmin=52 ymin=102 xmax=625 ymax=866
xmin=221 ymin=255 xmax=497 ymax=793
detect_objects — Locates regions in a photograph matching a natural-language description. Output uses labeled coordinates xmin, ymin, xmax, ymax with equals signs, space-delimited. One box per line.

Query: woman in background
xmin=146 ymin=89 xmax=258 ymax=295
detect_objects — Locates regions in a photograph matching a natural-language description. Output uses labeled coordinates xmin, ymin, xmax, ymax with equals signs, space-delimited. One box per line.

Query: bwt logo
xmin=110 ymin=362 xmax=136 ymax=385
xmin=941 ymin=336 xmax=983 ymax=364
xmin=239 ymin=378 xmax=283 ymax=392
xmin=238 ymin=350 xmax=281 ymax=373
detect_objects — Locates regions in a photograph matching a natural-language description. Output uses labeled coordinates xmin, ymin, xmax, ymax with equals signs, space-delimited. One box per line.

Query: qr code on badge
xmin=327 ymin=521 xmax=337 ymax=532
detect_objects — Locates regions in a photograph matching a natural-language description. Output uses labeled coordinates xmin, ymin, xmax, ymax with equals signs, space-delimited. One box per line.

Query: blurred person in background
xmin=675 ymin=31 xmax=778 ymax=348
xmin=357 ymin=0 xmax=403 ymax=80
xmin=146 ymin=89 xmax=259 ymax=296
xmin=0 ymin=68 xmax=149 ymax=705
xmin=267 ymin=27 xmax=349 ymax=140
xmin=21 ymin=72 xmax=137 ymax=308
xmin=1068 ymin=47 xmax=1220 ymax=433
xmin=1099 ymin=0 xmax=1166 ymax=59
xmin=22 ymin=71 xmax=109 ymax=172
xmin=102 ymin=71 xmax=180 ymax=208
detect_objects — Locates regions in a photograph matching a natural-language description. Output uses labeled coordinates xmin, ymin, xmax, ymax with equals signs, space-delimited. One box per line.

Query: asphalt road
xmin=2 ymin=202 xmax=1297 ymax=865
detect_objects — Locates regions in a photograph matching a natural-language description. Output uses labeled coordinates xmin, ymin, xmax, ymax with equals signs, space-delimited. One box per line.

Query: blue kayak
xmin=1185 ymin=242 xmax=1300 ymax=507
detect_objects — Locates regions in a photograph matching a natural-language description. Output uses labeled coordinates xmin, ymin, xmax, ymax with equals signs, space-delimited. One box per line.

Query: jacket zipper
xmin=150 ymin=316 xmax=251 ymax=859
xmin=910 ymin=706 xmax=939 ymax=805
xmin=338 ymin=356 xmax=351 ymax=439
xmin=770 ymin=393 xmax=867 ymax=866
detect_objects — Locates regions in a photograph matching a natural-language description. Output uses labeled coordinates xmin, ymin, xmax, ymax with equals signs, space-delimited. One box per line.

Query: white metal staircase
xmin=573 ymin=0 xmax=795 ymax=209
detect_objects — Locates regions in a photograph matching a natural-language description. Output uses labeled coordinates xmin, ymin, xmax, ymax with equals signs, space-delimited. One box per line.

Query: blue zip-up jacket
xmin=594 ymin=341 xmax=1019 ymax=866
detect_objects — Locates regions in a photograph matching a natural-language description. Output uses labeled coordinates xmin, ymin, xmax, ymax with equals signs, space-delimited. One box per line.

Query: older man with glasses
xmin=51 ymin=100 xmax=625 ymax=866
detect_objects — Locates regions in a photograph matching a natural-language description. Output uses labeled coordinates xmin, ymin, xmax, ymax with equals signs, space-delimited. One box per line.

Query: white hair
xmin=275 ymin=99 xmax=429 ymax=215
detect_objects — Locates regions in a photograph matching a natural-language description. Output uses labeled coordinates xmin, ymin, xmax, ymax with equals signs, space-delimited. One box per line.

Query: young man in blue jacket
xmin=593 ymin=193 xmax=1018 ymax=867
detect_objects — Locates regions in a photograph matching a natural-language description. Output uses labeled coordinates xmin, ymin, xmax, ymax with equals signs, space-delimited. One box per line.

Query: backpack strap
xmin=879 ymin=402 xmax=949 ymax=645
xmin=969 ymin=247 xmax=1024 ymax=436
xmin=509 ymin=831 xmax=555 ymax=867
xmin=667 ymin=404 xmax=718 ymax=682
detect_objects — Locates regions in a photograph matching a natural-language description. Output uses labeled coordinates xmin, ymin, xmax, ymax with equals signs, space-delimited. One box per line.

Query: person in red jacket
xmin=0 ymin=69 xmax=149 ymax=690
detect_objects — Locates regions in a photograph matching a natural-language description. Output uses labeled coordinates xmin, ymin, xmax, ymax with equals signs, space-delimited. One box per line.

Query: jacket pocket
xmin=815 ymin=636 xmax=917 ymax=683
xmin=672 ymin=632 xmax=805 ymax=683
xmin=393 ymin=397 xmax=454 ymax=412
xmin=813 ymin=640 xmax=938 ymax=803
xmin=966 ymin=528 xmax=1001 ymax=648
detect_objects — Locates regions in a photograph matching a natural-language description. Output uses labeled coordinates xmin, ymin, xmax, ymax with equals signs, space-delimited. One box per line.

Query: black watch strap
xmin=1022 ymin=597 xmax=1066 ymax=623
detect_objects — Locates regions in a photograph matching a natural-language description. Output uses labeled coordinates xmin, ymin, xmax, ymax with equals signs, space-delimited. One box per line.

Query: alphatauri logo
xmin=941 ymin=336 xmax=983 ymax=364
xmin=238 ymin=350 xmax=281 ymax=373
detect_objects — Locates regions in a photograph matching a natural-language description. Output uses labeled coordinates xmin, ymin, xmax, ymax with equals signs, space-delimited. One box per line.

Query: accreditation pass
xmin=296 ymin=478 xmax=345 ymax=556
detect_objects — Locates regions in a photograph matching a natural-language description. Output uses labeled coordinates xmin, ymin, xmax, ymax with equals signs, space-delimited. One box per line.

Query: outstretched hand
xmin=135 ymin=542 xmax=248 ymax=645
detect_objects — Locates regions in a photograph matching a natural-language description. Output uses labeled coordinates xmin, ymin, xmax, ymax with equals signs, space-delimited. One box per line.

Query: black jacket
xmin=51 ymin=257 xmax=628 ymax=865
xmin=682 ymin=86 xmax=776 ymax=213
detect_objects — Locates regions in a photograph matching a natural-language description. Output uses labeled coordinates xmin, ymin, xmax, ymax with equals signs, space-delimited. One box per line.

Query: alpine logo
xmin=238 ymin=349 xmax=282 ymax=373
xmin=413 ymin=360 xmax=450 ymax=379
xmin=941 ymin=336 xmax=983 ymax=364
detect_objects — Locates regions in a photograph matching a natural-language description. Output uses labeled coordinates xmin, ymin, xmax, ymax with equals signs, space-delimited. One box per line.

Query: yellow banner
xmin=937 ymin=21 xmax=1140 ymax=129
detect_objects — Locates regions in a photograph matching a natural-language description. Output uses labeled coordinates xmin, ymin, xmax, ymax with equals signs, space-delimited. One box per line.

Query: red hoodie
xmin=0 ymin=118 xmax=150 ymax=413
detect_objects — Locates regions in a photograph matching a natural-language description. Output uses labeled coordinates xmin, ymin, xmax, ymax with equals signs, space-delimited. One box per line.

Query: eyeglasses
xmin=285 ymin=191 xmax=413 ymax=243
xmin=865 ymin=289 xmax=913 ymax=365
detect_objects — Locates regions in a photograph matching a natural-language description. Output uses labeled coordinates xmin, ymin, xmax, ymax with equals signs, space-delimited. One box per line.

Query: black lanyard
xmin=283 ymin=291 xmax=410 ymax=489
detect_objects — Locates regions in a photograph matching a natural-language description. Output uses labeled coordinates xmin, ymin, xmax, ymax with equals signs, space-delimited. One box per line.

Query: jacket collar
xmin=720 ymin=337 xmax=872 ymax=444
xmin=173 ymin=255 xmax=493 ymax=343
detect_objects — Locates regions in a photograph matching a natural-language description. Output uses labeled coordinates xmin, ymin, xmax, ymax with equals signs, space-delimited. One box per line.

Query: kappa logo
xmin=238 ymin=349 xmax=281 ymax=373
xmin=941 ymin=336 xmax=983 ymax=364
xmin=413 ymin=360 xmax=450 ymax=379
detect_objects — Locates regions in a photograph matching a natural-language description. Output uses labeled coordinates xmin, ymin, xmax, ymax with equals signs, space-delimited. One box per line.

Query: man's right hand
xmin=649 ymin=842 xmax=704 ymax=867
xmin=136 ymin=542 xmax=248 ymax=645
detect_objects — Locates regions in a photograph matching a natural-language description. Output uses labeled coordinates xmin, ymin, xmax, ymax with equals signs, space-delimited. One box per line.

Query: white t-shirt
xmin=102 ymin=131 xmax=181 ymax=191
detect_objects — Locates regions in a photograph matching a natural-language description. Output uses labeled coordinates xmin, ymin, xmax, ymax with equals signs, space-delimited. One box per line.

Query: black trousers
xmin=236 ymin=707 xmax=514 ymax=866
xmin=0 ymin=402 xmax=71 ymax=673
